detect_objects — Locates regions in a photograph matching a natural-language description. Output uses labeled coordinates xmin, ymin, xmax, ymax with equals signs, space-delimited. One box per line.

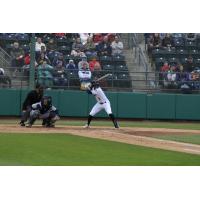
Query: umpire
xmin=19 ymin=83 xmax=44 ymax=126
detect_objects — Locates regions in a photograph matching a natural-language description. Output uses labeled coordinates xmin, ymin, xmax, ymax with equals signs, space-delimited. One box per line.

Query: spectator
xmin=96 ymin=36 xmax=112 ymax=56
xmin=66 ymin=60 xmax=77 ymax=72
xmin=78 ymin=62 xmax=92 ymax=82
xmin=52 ymin=53 xmax=66 ymax=68
xmin=162 ymin=33 xmax=173 ymax=48
xmin=78 ymin=56 xmax=89 ymax=70
xmin=46 ymin=38 xmax=57 ymax=52
xmin=37 ymin=61 xmax=54 ymax=88
xmin=184 ymin=56 xmax=195 ymax=72
xmin=107 ymin=33 xmax=117 ymax=43
xmin=53 ymin=61 xmax=68 ymax=87
xmin=35 ymin=37 xmax=46 ymax=52
xmin=111 ymin=36 xmax=124 ymax=55
xmin=84 ymin=37 xmax=97 ymax=57
xmin=159 ymin=33 xmax=166 ymax=40
xmin=89 ymin=57 xmax=101 ymax=72
xmin=0 ymin=68 xmax=11 ymax=88
xmin=79 ymin=33 xmax=90 ymax=45
xmin=54 ymin=33 xmax=66 ymax=38
xmin=71 ymin=37 xmax=85 ymax=57
xmin=161 ymin=61 xmax=170 ymax=72
xmin=93 ymin=33 xmax=103 ymax=45
xmin=153 ymin=33 xmax=161 ymax=48
xmin=147 ymin=34 xmax=154 ymax=56
xmin=37 ymin=52 xmax=51 ymax=65
xmin=10 ymin=42 xmax=25 ymax=77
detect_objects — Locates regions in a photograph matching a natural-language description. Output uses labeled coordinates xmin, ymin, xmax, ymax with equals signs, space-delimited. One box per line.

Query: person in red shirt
xmin=89 ymin=57 xmax=101 ymax=72
xmin=161 ymin=61 xmax=170 ymax=72
xmin=93 ymin=34 xmax=103 ymax=45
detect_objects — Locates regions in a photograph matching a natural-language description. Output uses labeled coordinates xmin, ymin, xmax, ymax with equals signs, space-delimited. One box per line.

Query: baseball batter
xmin=84 ymin=81 xmax=119 ymax=128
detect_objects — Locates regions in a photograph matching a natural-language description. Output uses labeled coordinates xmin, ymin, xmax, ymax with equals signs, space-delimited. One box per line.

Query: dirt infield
xmin=1 ymin=124 xmax=200 ymax=155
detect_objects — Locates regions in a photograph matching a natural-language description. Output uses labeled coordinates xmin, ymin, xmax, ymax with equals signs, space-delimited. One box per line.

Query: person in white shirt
xmin=84 ymin=81 xmax=119 ymax=128
xmin=78 ymin=63 xmax=92 ymax=82
xmin=35 ymin=37 xmax=46 ymax=52
xmin=111 ymin=36 xmax=124 ymax=56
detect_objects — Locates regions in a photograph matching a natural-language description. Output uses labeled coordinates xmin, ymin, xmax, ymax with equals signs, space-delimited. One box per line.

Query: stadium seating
xmin=0 ymin=33 xmax=132 ymax=90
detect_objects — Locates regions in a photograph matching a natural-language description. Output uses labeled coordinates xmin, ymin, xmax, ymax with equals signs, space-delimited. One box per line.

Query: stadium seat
xmin=176 ymin=49 xmax=188 ymax=59
xmin=4 ymin=34 xmax=16 ymax=44
xmin=174 ymin=40 xmax=184 ymax=50
xmin=164 ymin=48 xmax=176 ymax=59
xmin=168 ymin=57 xmax=178 ymax=66
xmin=5 ymin=44 xmax=13 ymax=53
xmin=64 ymin=54 xmax=74 ymax=63
xmin=56 ymin=37 xmax=69 ymax=46
xmin=115 ymin=64 xmax=128 ymax=71
xmin=115 ymin=72 xmax=130 ymax=88
xmin=43 ymin=37 xmax=52 ymax=43
xmin=16 ymin=34 xmax=29 ymax=44
xmin=190 ymin=49 xmax=199 ymax=59
xmin=155 ymin=57 xmax=166 ymax=70
xmin=22 ymin=44 xmax=30 ymax=53
xmin=66 ymin=70 xmax=79 ymax=87
xmin=102 ymin=64 xmax=114 ymax=72
xmin=58 ymin=45 xmax=71 ymax=55
xmin=180 ymin=57 xmax=188 ymax=65
xmin=100 ymin=55 xmax=112 ymax=65
xmin=152 ymin=48 xmax=165 ymax=60
xmin=194 ymin=58 xmax=200 ymax=68
xmin=185 ymin=41 xmax=197 ymax=51
xmin=112 ymin=55 xmax=126 ymax=65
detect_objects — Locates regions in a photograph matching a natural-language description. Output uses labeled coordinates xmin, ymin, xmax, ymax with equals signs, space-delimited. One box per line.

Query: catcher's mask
xmin=41 ymin=96 xmax=52 ymax=107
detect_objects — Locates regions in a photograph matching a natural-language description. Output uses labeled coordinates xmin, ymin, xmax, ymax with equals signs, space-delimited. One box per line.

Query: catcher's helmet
xmin=41 ymin=96 xmax=52 ymax=108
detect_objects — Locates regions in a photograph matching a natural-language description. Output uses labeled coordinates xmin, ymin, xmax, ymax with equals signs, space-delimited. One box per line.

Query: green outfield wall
xmin=1 ymin=89 xmax=200 ymax=120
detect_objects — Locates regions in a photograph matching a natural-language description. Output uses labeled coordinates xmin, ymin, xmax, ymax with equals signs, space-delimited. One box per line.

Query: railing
xmin=1 ymin=67 xmax=199 ymax=94
xmin=0 ymin=46 xmax=12 ymax=76
xmin=132 ymin=34 xmax=150 ymax=86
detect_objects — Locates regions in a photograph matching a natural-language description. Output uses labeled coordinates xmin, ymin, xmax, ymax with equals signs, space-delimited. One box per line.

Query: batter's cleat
xmin=26 ymin=123 xmax=32 ymax=128
xmin=83 ymin=124 xmax=90 ymax=128
xmin=19 ymin=121 xmax=25 ymax=127
xmin=114 ymin=122 xmax=119 ymax=129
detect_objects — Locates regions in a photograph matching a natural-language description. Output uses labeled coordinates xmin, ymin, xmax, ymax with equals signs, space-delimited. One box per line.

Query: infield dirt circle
xmin=1 ymin=124 xmax=200 ymax=155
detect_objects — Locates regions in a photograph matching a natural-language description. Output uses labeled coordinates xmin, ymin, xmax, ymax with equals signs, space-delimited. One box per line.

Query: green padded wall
xmin=2 ymin=88 xmax=200 ymax=120
xmin=176 ymin=94 xmax=200 ymax=120
xmin=147 ymin=93 xmax=176 ymax=119
xmin=117 ymin=92 xmax=146 ymax=118
xmin=59 ymin=90 xmax=88 ymax=117
xmin=0 ymin=89 xmax=21 ymax=115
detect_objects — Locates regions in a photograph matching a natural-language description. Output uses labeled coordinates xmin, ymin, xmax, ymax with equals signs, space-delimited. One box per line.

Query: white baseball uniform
xmin=89 ymin=87 xmax=112 ymax=116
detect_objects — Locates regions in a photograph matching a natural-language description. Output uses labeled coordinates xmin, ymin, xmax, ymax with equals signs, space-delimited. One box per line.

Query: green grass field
xmin=0 ymin=119 xmax=200 ymax=166
xmin=0 ymin=133 xmax=200 ymax=166
xmin=154 ymin=135 xmax=200 ymax=145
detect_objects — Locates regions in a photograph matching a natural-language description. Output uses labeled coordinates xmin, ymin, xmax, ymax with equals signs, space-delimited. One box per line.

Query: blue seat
xmin=100 ymin=55 xmax=112 ymax=65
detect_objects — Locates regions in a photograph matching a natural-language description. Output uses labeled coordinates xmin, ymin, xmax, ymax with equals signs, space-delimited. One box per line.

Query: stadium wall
xmin=1 ymin=89 xmax=200 ymax=120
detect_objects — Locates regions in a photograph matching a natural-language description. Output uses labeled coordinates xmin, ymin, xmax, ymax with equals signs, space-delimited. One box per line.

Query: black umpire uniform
xmin=19 ymin=84 xmax=44 ymax=126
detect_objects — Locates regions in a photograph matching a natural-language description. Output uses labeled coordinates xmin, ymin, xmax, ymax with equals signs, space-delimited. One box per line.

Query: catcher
xmin=84 ymin=81 xmax=119 ymax=128
xmin=19 ymin=83 xmax=44 ymax=126
xmin=26 ymin=96 xmax=60 ymax=128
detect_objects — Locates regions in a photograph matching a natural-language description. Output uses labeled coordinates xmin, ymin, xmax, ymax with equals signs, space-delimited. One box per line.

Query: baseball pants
xmin=89 ymin=102 xmax=112 ymax=116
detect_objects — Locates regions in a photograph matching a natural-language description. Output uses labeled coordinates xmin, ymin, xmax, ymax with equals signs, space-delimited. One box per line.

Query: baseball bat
xmin=96 ymin=73 xmax=112 ymax=82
